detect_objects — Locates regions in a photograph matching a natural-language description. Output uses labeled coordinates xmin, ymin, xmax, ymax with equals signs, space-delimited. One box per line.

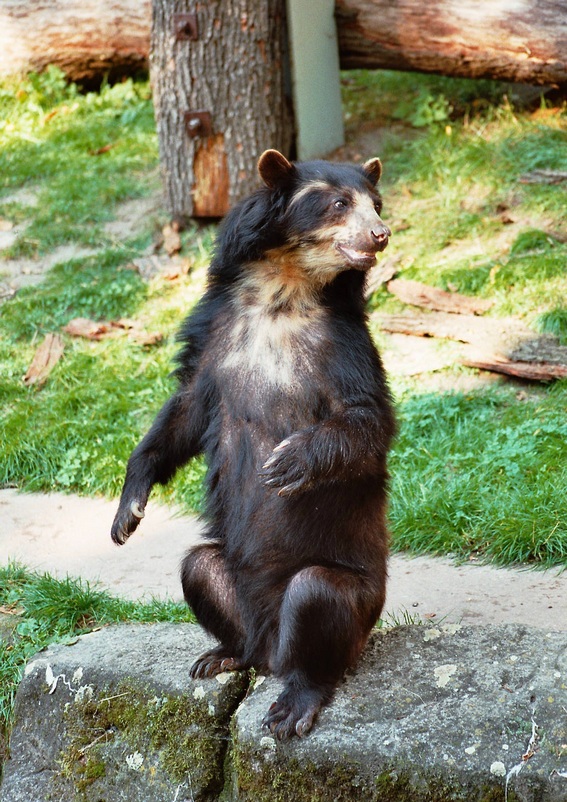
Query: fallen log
xmin=3 ymin=1 xmax=566 ymax=90
xmin=335 ymin=0 xmax=567 ymax=86
xmin=0 ymin=0 xmax=150 ymax=84
xmin=462 ymin=353 xmax=567 ymax=381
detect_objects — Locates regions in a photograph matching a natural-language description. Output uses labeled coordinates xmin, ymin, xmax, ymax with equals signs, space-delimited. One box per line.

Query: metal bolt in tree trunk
xmin=150 ymin=0 xmax=294 ymax=220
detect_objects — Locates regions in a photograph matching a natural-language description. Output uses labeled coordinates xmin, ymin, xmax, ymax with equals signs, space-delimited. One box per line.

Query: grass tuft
xmin=0 ymin=563 xmax=195 ymax=763
xmin=535 ymin=306 xmax=567 ymax=345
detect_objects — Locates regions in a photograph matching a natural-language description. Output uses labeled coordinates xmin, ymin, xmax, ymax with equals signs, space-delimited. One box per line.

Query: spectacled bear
xmin=111 ymin=149 xmax=396 ymax=740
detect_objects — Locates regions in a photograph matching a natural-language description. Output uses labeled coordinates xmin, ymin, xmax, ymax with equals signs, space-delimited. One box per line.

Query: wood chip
xmin=127 ymin=256 xmax=166 ymax=280
xmin=387 ymin=278 xmax=492 ymax=315
xmin=0 ymin=604 xmax=24 ymax=616
xmin=62 ymin=317 xmax=162 ymax=347
xmin=23 ymin=333 xmax=64 ymax=387
xmin=365 ymin=256 xmax=400 ymax=297
xmin=63 ymin=318 xmax=112 ymax=340
xmin=89 ymin=143 xmax=116 ymax=156
xmin=162 ymin=222 xmax=182 ymax=256
xmin=518 ymin=170 xmax=567 ymax=185
xmin=129 ymin=330 xmax=163 ymax=347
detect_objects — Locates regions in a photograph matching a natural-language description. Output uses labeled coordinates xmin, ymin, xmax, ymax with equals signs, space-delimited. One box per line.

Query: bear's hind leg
xmin=264 ymin=565 xmax=384 ymax=739
xmin=181 ymin=544 xmax=246 ymax=678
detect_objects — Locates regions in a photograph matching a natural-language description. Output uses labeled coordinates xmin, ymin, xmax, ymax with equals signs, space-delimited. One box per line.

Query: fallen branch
xmin=519 ymin=170 xmax=567 ymax=185
xmin=375 ymin=311 xmax=567 ymax=381
xmin=462 ymin=353 xmax=567 ymax=382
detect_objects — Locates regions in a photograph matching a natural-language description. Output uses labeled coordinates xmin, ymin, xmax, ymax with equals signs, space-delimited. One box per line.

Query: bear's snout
xmin=371 ymin=224 xmax=391 ymax=252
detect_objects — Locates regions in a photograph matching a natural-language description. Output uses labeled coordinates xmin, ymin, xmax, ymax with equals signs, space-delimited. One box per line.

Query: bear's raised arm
xmin=111 ymin=379 xmax=212 ymax=545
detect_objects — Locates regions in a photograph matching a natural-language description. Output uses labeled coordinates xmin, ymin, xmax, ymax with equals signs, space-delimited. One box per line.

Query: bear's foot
xmin=190 ymin=646 xmax=246 ymax=679
xmin=262 ymin=684 xmax=325 ymax=740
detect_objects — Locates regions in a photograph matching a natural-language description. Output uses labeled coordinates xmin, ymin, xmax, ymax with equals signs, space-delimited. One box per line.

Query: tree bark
xmin=0 ymin=0 xmax=151 ymax=85
xmin=335 ymin=0 xmax=567 ymax=86
xmin=150 ymin=0 xmax=294 ymax=220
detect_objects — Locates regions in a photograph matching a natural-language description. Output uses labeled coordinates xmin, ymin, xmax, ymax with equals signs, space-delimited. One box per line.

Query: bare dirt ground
xmin=0 ymin=191 xmax=163 ymax=299
xmin=1 ymin=488 xmax=565 ymax=630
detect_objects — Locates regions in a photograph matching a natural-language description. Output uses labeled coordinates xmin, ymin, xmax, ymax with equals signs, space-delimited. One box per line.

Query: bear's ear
xmin=258 ymin=149 xmax=295 ymax=189
xmin=362 ymin=157 xmax=382 ymax=186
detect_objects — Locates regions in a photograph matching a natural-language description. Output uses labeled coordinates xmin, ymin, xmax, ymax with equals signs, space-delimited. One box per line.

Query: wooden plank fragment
xmin=387 ymin=278 xmax=492 ymax=315
xmin=23 ymin=333 xmax=64 ymax=387
xmin=461 ymin=355 xmax=567 ymax=381
xmin=375 ymin=311 xmax=501 ymax=345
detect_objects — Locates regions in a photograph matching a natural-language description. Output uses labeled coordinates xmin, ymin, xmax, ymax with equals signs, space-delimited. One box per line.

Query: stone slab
xmin=2 ymin=622 xmax=566 ymax=802
xmin=0 ymin=623 xmax=248 ymax=802
xmin=234 ymin=624 xmax=567 ymax=801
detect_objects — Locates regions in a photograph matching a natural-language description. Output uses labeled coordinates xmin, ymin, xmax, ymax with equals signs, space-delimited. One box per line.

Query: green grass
xmin=389 ymin=384 xmax=567 ymax=566
xmin=0 ymin=67 xmax=159 ymax=257
xmin=0 ymin=66 xmax=566 ymax=572
xmin=0 ymin=563 xmax=195 ymax=764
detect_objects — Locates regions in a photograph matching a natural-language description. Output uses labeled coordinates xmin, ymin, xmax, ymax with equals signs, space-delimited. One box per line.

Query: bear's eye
xmin=333 ymin=198 xmax=348 ymax=211
xmin=374 ymin=201 xmax=383 ymax=215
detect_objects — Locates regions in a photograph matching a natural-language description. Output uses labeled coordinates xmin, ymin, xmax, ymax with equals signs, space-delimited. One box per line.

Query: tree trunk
xmin=0 ymin=0 xmax=151 ymax=85
xmin=150 ymin=0 xmax=294 ymax=220
xmin=335 ymin=0 xmax=567 ymax=86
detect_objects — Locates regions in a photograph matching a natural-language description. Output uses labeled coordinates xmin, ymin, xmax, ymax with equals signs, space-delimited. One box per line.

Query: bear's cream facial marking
xmin=291 ymin=188 xmax=390 ymax=279
xmin=330 ymin=190 xmax=390 ymax=269
xmin=287 ymin=180 xmax=335 ymax=209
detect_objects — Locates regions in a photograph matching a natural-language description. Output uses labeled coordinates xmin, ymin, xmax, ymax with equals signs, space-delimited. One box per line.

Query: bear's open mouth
xmin=335 ymin=243 xmax=377 ymax=270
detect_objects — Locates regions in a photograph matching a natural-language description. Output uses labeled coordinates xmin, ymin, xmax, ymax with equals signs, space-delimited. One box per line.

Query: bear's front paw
xmin=259 ymin=434 xmax=312 ymax=497
xmin=110 ymin=500 xmax=145 ymax=545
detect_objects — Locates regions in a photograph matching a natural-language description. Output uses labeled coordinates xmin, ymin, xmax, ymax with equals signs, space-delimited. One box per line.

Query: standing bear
xmin=111 ymin=150 xmax=396 ymax=739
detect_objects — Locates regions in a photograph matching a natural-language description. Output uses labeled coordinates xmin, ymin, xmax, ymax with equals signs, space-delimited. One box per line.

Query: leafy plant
xmin=393 ymin=90 xmax=453 ymax=128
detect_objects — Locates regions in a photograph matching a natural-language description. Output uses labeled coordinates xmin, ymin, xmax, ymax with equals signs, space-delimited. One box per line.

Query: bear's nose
xmin=371 ymin=224 xmax=391 ymax=246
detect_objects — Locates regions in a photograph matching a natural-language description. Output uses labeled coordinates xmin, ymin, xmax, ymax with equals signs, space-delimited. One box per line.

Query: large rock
xmin=0 ymin=624 xmax=248 ymax=802
xmin=1 ymin=623 xmax=566 ymax=801
xmin=234 ymin=624 xmax=567 ymax=801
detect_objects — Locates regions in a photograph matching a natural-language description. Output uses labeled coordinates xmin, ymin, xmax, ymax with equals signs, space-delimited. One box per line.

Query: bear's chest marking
xmin=220 ymin=304 xmax=325 ymax=389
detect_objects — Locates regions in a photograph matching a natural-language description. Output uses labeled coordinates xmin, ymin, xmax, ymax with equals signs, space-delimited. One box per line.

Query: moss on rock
xmin=58 ymin=674 xmax=248 ymax=801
